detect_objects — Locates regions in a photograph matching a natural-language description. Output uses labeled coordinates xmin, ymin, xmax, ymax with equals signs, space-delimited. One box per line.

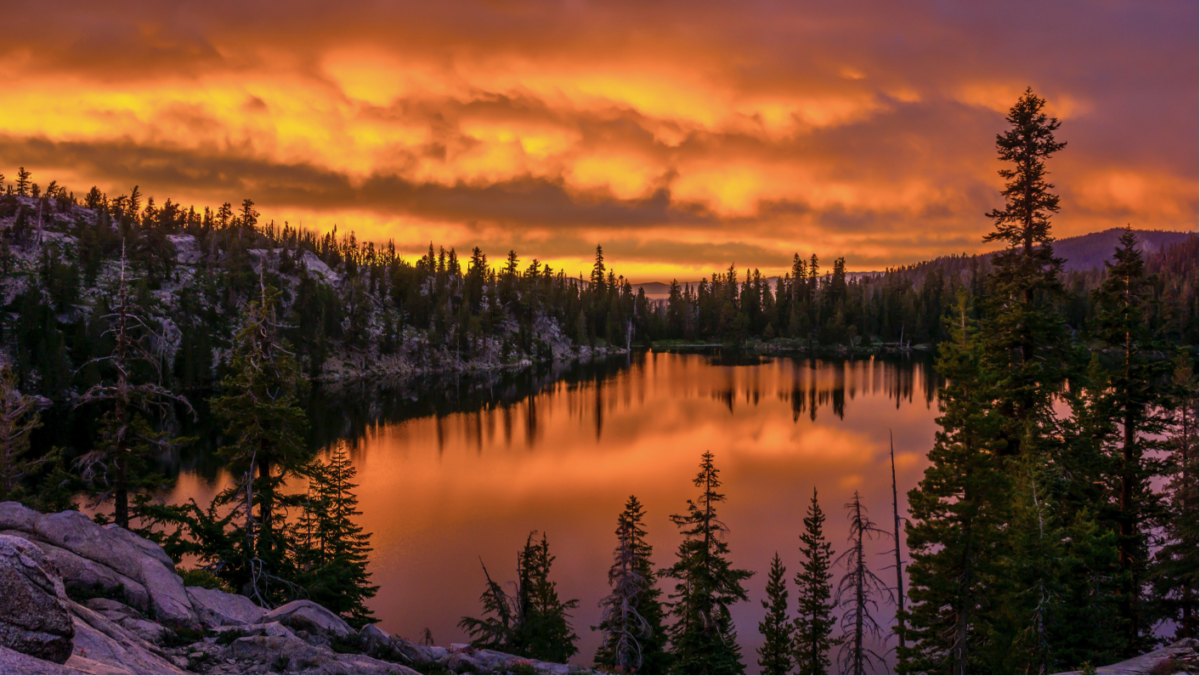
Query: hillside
xmin=0 ymin=189 xmax=639 ymax=404
xmin=633 ymin=228 xmax=1195 ymax=298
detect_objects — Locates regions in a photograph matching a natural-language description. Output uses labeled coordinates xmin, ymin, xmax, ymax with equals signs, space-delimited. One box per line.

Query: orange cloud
xmin=0 ymin=0 xmax=1193 ymax=281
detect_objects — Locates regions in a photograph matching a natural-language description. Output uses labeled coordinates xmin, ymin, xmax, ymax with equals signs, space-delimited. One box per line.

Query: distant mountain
xmin=1042 ymin=228 xmax=1195 ymax=271
xmin=633 ymin=228 xmax=1195 ymax=298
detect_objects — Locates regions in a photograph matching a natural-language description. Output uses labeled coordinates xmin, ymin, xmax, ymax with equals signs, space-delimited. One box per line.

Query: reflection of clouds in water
xmin=169 ymin=352 xmax=941 ymax=670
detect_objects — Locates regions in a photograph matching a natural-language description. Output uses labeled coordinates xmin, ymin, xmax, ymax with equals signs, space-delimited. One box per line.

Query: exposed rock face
xmin=186 ymin=586 xmax=265 ymax=628
xmin=0 ymin=535 xmax=75 ymax=663
xmin=0 ymin=504 xmax=593 ymax=676
xmin=1057 ymin=638 xmax=1200 ymax=675
xmin=0 ymin=502 xmax=196 ymax=625
xmin=261 ymin=599 xmax=354 ymax=642
xmin=227 ymin=635 xmax=419 ymax=674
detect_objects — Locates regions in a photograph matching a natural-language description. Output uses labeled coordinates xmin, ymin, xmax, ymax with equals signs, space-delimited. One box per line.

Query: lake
xmin=164 ymin=351 xmax=943 ymax=671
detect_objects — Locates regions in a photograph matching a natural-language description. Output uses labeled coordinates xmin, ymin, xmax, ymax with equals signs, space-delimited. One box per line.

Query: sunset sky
xmin=2 ymin=0 xmax=1195 ymax=281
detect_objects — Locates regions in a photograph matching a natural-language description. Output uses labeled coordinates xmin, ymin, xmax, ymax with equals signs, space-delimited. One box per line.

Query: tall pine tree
xmin=209 ymin=278 xmax=310 ymax=604
xmin=1087 ymin=227 xmax=1171 ymax=653
xmin=662 ymin=451 xmax=754 ymax=674
xmin=594 ymin=495 xmax=671 ymax=674
xmin=900 ymin=291 xmax=1008 ymax=675
xmin=294 ymin=446 xmax=378 ymax=628
xmin=756 ymin=553 xmax=792 ymax=675
xmin=793 ymin=488 xmax=838 ymax=675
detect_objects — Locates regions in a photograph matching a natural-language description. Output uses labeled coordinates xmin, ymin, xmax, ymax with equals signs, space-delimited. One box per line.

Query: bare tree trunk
xmin=891 ymin=430 xmax=905 ymax=654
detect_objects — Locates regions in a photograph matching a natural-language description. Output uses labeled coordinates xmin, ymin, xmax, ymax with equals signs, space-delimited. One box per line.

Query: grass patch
xmin=178 ymin=567 xmax=234 ymax=592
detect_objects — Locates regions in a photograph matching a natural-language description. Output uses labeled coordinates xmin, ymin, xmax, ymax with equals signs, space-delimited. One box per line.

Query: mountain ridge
xmin=632 ymin=228 xmax=1196 ymax=299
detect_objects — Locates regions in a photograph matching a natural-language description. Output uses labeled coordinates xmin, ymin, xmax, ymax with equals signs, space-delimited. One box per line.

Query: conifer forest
xmin=0 ymin=10 xmax=1197 ymax=674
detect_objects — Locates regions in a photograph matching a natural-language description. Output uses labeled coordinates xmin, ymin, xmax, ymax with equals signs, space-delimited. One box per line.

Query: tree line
xmin=458 ymin=451 xmax=901 ymax=675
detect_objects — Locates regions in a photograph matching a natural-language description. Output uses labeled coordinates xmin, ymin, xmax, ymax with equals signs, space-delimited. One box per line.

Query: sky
xmin=1 ymin=0 xmax=1195 ymax=282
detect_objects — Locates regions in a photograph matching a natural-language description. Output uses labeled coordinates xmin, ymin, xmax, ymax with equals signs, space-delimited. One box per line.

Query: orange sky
xmin=1 ymin=0 xmax=1195 ymax=281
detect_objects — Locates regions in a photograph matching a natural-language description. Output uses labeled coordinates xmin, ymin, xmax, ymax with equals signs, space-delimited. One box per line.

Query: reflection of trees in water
xmin=707 ymin=355 xmax=941 ymax=422
xmin=31 ymin=352 xmax=942 ymax=485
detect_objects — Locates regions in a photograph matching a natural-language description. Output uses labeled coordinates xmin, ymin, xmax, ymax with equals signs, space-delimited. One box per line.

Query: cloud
xmin=0 ymin=0 xmax=1194 ymax=280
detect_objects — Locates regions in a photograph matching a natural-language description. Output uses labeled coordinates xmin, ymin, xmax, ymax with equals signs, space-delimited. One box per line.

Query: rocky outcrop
xmin=261 ymin=600 xmax=354 ymax=643
xmin=1058 ymin=638 xmax=1199 ymax=675
xmin=0 ymin=535 xmax=74 ymax=663
xmin=0 ymin=504 xmax=593 ymax=675
xmin=186 ymin=587 xmax=265 ymax=628
xmin=0 ymin=502 xmax=196 ymax=625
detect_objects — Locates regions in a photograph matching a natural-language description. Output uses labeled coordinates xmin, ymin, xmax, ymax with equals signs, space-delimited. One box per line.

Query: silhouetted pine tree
xmin=1152 ymin=358 xmax=1199 ymax=641
xmin=209 ymin=278 xmax=310 ymax=604
xmin=979 ymin=88 xmax=1071 ymax=456
xmin=900 ymin=291 xmax=1008 ymax=675
xmin=661 ymin=451 xmax=754 ymax=674
xmin=295 ymin=446 xmax=378 ymax=628
xmin=1086 ymin=227 xmax=1171 ymax=653
xmin=0 ymin=366 xmax=42 ymax=502
xmin=594 ymin=495 xmax=671 ymax=674
xmin=460 ymin=532 xmax=580 ymax=663
xmin=793 ymin=487 xmax=838 ymax=675
xmin=756 ymin=553 xmax=792 ymax=675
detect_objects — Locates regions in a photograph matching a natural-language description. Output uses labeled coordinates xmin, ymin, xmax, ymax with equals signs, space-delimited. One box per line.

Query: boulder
xmin=0 ymin=645 xmax=83 ymax=675
xmin=0 ymin=503 xmax=196 ymax=625
xmin=0 ymin=535 xmax=75 ymax=663
xmin=227 ymin=634 xmax=419 ymax=674
xmin=359 ymin=625 xmax=447 ymax=666
xmin=83 ymin=598 xmax=170 ymax=644
xmin=186 ymin=585 xmax=265 ymax=627
xmin=35 ymin=543 xmax=152 ymax=610
xmin=261 ymin=599 xmax=354 ymax=641
xmin=67 ymin=602 xmax=185 ymax=675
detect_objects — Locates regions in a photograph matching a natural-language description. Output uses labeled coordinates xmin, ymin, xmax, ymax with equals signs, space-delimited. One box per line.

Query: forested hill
xmin=0 ymin=177 xmax=648 ymax=404
xmin=634 ymin=228 xmax=1195 ymax=297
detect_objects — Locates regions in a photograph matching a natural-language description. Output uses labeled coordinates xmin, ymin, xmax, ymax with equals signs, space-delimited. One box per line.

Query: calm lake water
xmin=165 ymin=351 xmax=942 ymax=670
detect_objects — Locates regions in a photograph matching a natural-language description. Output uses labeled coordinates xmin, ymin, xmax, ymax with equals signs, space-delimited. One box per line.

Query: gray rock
xmin=82 ymin=598 xmax=171 ymax=644
xmin=35 ymin=543 xmax=152 ymax=610
xmin=214 ymin=620 xmax=297 ymax=640
xmin=0 ymin=503 xmax=196 ymax=626
xmin=186 ymin=585 xmax=265 ymax=627
xmin=445 ymin=651 xmax=487 ymax=674
xmin=0 ymin=535 xmax=74 ymax=663
xmin=0 ymin=645 xmax=84 ymax=674
xmin=228 ymin=635 xmax=419 ymax=674
xmin=67 ymin=602 xmax=185 ymax=674
xmin=261 ymin=599 xmax=354 ymax=641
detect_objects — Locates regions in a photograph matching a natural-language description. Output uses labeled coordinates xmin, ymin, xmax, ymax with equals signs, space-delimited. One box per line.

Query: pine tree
xmin=1152 ymin=357 xmax=1199 ymax=640
xmin=209 ymin=276 xmax=310 ymax=603
xmin=978 ymin=87 xmax=1071 ymax=456
xmin=835 ymin=491 xmax=892 ymax=675
xmin=756 ymin=553 xmax=792 ymax=675
xmin=900 ymin=291 xmax=1008 ymax=675
xmin=0 ymin=367 xmax=44 ymax=502
xmin=15 ymin=167 xmax=31 ymax=197
xmin=295 ymin=446 xmax=378 ymax=628
xmin=594 ymin=495 xmax=671 ymax=674
xmin=793 ymin=488 xmax=838 ymax=675
xmin=661 ymin=451 xmax=754 ymax=674
xmin=518 ymin=533 xmax=580 ymax=663
xmin=74 ymin=248 xmax=193 ymax=528
xmin=461 ymin=532 xmax=580 ymax=663
xmin=1087 ymin=227 xmax=1171 ymax=652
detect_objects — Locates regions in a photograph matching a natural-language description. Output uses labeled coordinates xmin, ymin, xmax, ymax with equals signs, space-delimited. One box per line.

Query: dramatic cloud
xmin=1 ymin=0 xmax=1194 ymax=280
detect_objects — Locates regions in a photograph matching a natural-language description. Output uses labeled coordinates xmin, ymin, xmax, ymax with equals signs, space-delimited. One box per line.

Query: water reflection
xmin=164 ymin=352 xmax=941 ymax=672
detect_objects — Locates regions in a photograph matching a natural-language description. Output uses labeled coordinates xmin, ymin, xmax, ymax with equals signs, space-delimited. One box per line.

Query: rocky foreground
xmin=0 ymin=503 xmax=591 ymax=675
